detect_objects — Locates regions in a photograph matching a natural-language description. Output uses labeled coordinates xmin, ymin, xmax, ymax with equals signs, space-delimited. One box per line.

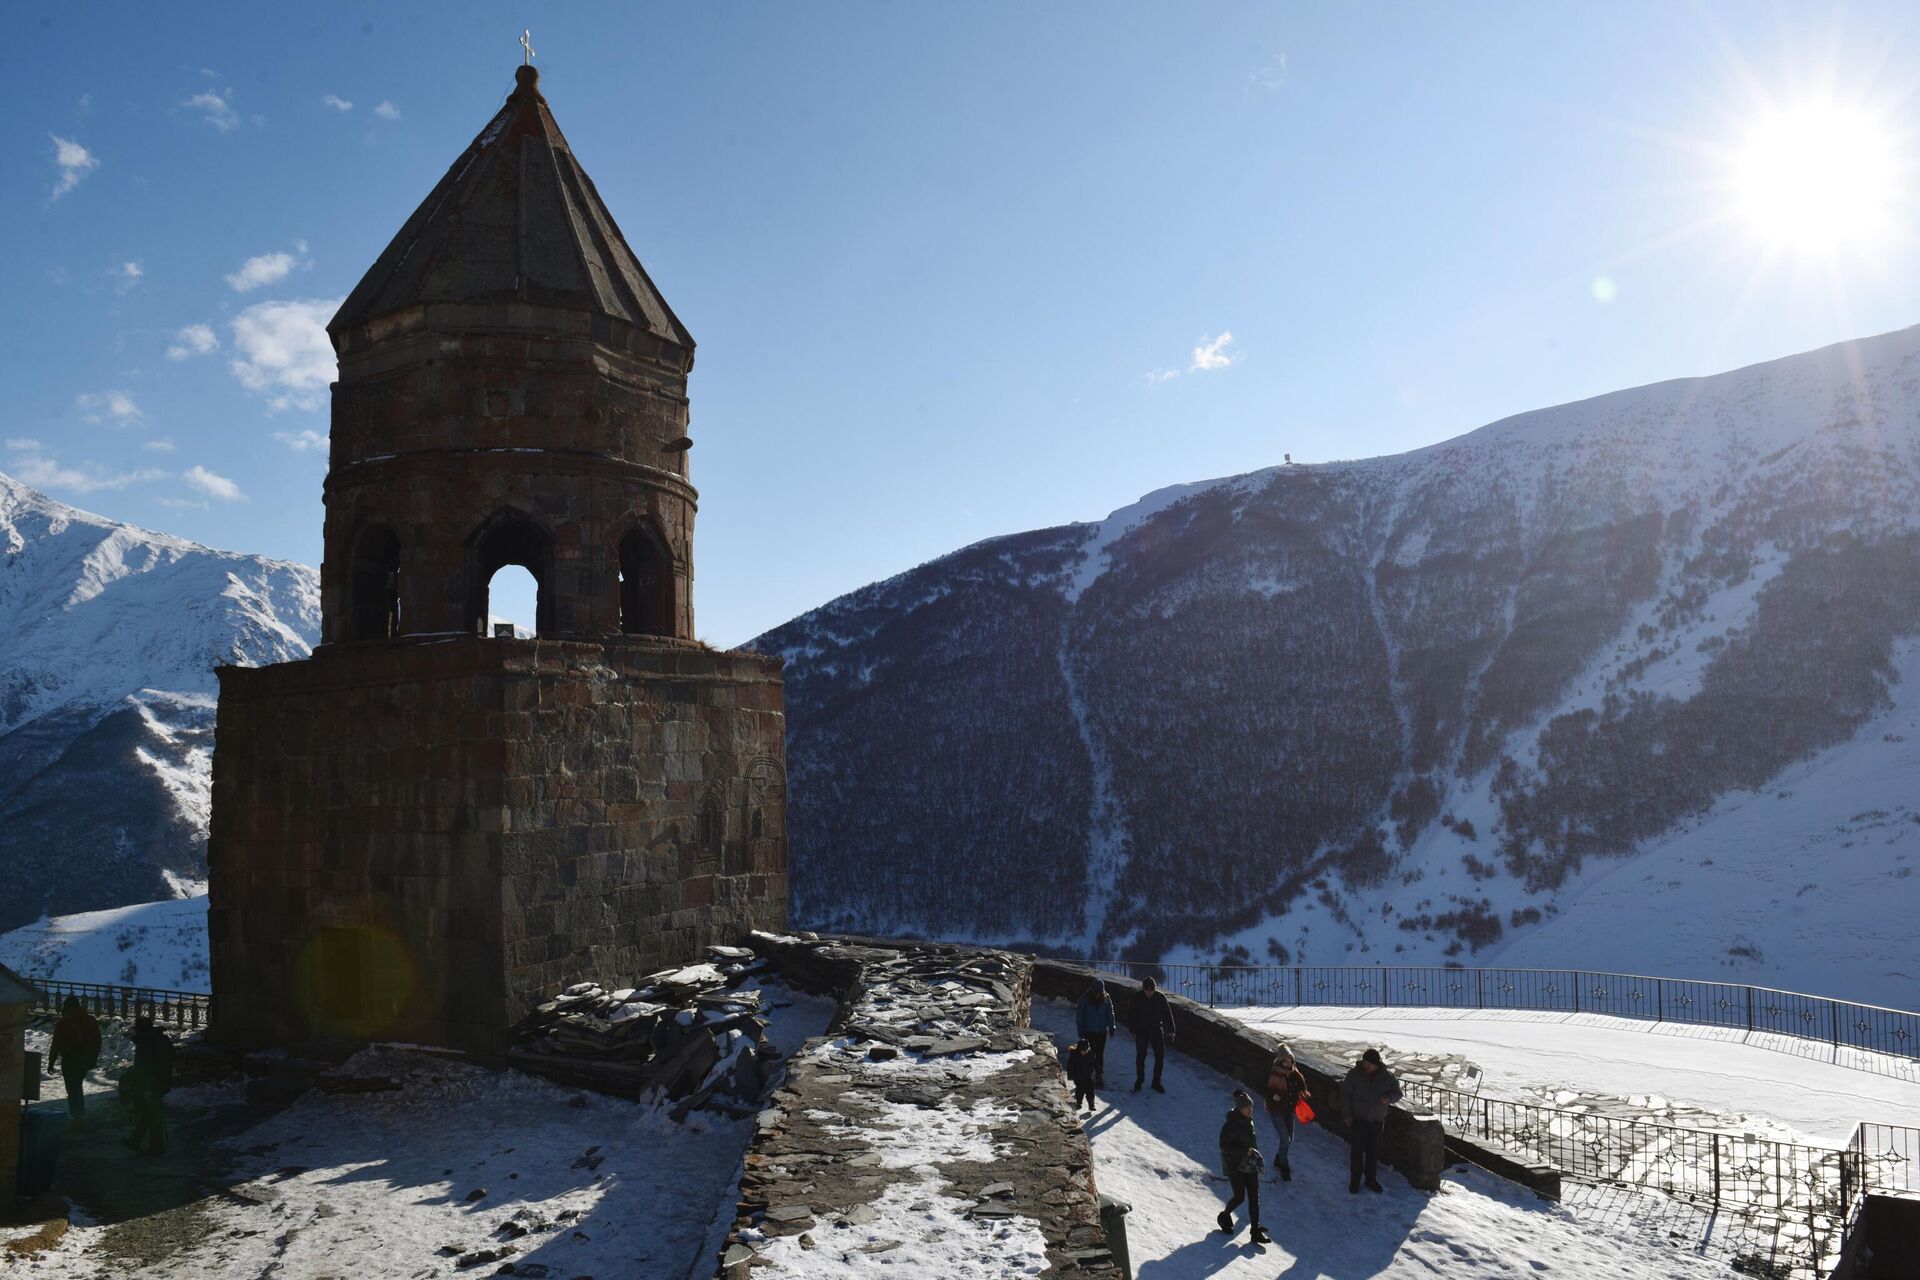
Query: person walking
xmin=1264 ymin=1043 xmax=1309 ymax=1182
xmin=1075 ymin=980 xmax=1119 ymax=1088
xmin=46 ymin=997 xmax=103 ymax=1131
xmin=1214 ymin=1089 xmax=1271 ymax=1244
xmin=1130 ymin=977 xmax=1176 ymax=1093
xmin=123 ymin=1014 xmax=176 ymax=1158
xmin=1065 ymin=1037 xmax=1099 ymax=1113
xmin=1339 ymin=1047 xmax=1401 ymax=1194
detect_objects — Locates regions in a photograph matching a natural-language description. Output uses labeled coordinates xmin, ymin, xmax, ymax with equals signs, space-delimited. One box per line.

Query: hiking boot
xmin=1250 ymin=1225 xmax=1272 ymax=1245
xmin=1216 ymin=1210 xmax=1233 ymax=1234
xmin=1366 ymin=1178 xmax=1384 ymax=1194
xmin=1348 ymin=1177 xmax=1361 ymax=1195
xmin=1151 ymin=1082 xmax=1166 ymax=1093
xmin=1132 ymin=1080 xmax=1143 ymax=1092
xmin=1281 ymin=1163 xmax=1293 ymax=1182
xmin=121 ymin=1135 xmax=143 ymax=1152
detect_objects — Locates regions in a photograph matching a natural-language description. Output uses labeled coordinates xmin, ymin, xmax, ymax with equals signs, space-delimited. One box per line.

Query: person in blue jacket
xmin=1076 ymin=980 xmax=1120 ymax=1087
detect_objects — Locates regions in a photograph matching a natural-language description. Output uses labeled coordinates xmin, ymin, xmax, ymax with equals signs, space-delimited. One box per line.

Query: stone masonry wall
xmin=323 ymin=301 xmax=699 ymax=642
xmin=207 ymin=637 xmax=785 ymax=1056
xmin=715 ymin=935 xmax=1117 ymax=1278
xmin=1033 ymin=961 xmax=1447 ymax=1191
xmin=0 ymin=999 xmax=25 ymax=1207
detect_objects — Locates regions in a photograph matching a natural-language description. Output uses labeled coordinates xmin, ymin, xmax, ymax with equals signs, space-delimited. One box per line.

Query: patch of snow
xmin=741 ymin=1179 xmax=1050 ymax=1278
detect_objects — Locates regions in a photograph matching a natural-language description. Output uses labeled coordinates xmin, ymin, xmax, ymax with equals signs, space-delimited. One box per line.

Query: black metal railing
xmin=28 ymin=978 xmax=212 ymax=1029
xmin=1847 ymin=1121 xmax=1920 ymax=1199
xmin=1402 ymin=1077 xmax=1864 ymax=1274
xmin=1081 ymin=961 xmax=1920 ymax=1066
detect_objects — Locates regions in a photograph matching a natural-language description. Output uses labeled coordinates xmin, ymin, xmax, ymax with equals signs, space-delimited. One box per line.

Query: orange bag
xmin=1294 ymin=1098 xmax=1315 ymax=1125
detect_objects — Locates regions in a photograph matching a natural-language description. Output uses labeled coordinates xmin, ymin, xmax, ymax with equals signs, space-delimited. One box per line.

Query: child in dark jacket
xmin=1066 ymin=1038 xmax=1098 ymax=1112
xmin=1216 ymin=1089 xmax=1271 ymax=1243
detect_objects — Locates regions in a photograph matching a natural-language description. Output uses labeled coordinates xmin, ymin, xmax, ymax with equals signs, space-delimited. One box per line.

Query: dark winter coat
xmin=1065 ymin=1045 xmax=1097 ymax=1089
xmin=1339 ymin=1062 xmax=1401 ymax=1123
xmin=48 ymin=1009 xmax=103 ymax=1074
xmin=1129 ymin=990 xmax=1176 ymax=1041
xmin=1076 ymin=984 xmax=1118 ymax=1037
xmin=1266 ymin=1060 xmax=1308 ymax=1113
xmin=130 ymin=1024 xmax=175 ymax=1096
xmin=1219 ymin=1108 xmax=1261 ymax=1176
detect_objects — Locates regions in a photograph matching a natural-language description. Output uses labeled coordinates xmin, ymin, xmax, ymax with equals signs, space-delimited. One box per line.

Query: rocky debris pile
xmin=746 ymin=931 xmax=1035 ymax=1063
xmin=511 ymin=945 xmax=782 ymax=1117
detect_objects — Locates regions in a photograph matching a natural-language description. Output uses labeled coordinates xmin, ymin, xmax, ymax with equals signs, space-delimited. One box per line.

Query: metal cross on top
xmin=519 ymin=28 xmax=536 ymax=65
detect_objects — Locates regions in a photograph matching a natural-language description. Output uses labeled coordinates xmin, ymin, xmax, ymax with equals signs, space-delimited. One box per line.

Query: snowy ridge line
xmin=1078 ymin=959 xmax=1920 ymax=1072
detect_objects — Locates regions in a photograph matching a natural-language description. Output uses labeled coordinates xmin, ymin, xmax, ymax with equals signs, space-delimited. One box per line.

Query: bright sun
xmin=1732 ymin=103 xmax=1900 ymax=254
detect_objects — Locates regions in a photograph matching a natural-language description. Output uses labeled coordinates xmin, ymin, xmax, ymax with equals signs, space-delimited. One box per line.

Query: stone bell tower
xmin=206 ymin=63 xmax=788 ymax=1056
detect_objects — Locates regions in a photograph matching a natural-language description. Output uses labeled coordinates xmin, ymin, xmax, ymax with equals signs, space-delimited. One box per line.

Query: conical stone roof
xmin=330 ymin=64 xmax=692 ymax=350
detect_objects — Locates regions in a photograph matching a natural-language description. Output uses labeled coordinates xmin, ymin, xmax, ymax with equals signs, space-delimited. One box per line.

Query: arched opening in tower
xmin=468 ymin=511 xmax=554 ymax=636
xmin=347 ymin=525 xmax=402 ymax=640
xmin=618 ymin=523 xmax=675 ymax=636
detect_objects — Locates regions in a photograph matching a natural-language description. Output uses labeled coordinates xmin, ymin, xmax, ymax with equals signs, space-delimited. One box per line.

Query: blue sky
xmin=8 ymin=3 xmax=1920 ymax=645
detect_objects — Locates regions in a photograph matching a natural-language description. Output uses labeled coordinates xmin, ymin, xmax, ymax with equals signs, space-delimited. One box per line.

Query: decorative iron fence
xmin=1400 ymin=1077 xmax=1874 ymax=1274
xmin=28 ymin=978 xmax=212 ymax=1029
xmin=1081 ymin=961 xmax=1920 ymax=1065
xmin=1847 ymin=1121 xmax=1920 ymax=1198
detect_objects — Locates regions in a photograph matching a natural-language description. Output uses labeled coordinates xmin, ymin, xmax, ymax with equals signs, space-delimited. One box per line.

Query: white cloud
xmin=226 ymin=241 xmax=311 ymax=293
xmin=6 ymin=448 xmax=166 ymax=494
xmin=372 ymin=101 xmax=401 ymax=121
xmin=229 ymin=297 xmax=341 ymax=411
xmin=50 ymin=134 xmax=99 ymax=199
xmin=166 ymin=323 xmax=219 ymax=360
xmin=117 ymin=260 xmax=143 ymax=282
xmin=183 ymin=464 xmax=246 ymax=502
xmin=75 ymin=390 xmax=143 ymax=425
xmin=183 ymin=90 xmax=240 ymax=133
xmin=5 ymin=438 xmax=43 ymax=451
xmin=1190 ymin=331 xmax=1239 ymax=372
xmin=273 ymin=428 xmax=328 ymax=452
xmin=143 ymin=437 xmax=178 ymax=453
xmin=321 ymin=94 xmax=354 ymax=113
xmin=1145 ymin=368 xmax=1181 ymax=386
xmin=155 ymin=496 xmax=210 ymax=512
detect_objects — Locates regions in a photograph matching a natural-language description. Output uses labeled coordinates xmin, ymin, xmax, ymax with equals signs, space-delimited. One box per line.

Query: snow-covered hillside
xmin=757 ymin=325 xmax=1920 ymax=1009
xmin=0 ymin=896 xmax=210 ymax=991
xmin=0 ymin=472 xmax=318 ymax=931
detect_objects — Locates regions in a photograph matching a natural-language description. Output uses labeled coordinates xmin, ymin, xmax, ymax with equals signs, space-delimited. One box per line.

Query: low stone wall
xmin=1034 ymin=960 xmax=1446 ymax=1191
xmin=714 ymin=935 xmax=1115 ymax=1277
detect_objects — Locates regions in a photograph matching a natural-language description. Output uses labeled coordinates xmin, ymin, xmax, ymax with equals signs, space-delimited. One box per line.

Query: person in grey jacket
xmin=1338 ymin=1047 xmax=1400 ymax=1194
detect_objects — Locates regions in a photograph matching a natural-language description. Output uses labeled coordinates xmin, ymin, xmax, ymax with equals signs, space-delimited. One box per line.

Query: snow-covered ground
xmin=1222 ymin=1006 xmax=1920 ymax=1146
xmin=18 ymin=981 xmax=838 ymax=1279
xmin=0 ymin=897 xmax=210 ymax=992
xmin=1032 ymin=1000 xmax=1735 ymax=1278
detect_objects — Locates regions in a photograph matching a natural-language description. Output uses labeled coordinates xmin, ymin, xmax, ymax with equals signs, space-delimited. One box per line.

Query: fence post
xmin=1656 ymin=980 xmax=1664 ymax=1024
xmin=1711 ymin=1134 xmax=1721 ymax=1202
xmin=1293 ymin=968 xmax=1301 ymax=1007
xmin=1830 ymin=1001 xmax=1839 ymax=1046
xmin=1382 ymin=969 xmax=1391 ymax=1009
xmin=1745 ymin=986 xmax=1753 ymax=1032
xmin=1482 ymin=1096 xmax=1490 ymax=1139
xmin=1572 ymin=973 xmax=1580 ymax=1015
xmin=1476 ymin=970 xmax=1484 ymax=1010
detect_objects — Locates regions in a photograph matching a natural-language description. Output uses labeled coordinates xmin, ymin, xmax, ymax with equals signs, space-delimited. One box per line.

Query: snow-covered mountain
xmin=755 ymin=325 xmax=1920 ymax=1009
xmin=0 ymin=472 xmax=318 ymax=932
